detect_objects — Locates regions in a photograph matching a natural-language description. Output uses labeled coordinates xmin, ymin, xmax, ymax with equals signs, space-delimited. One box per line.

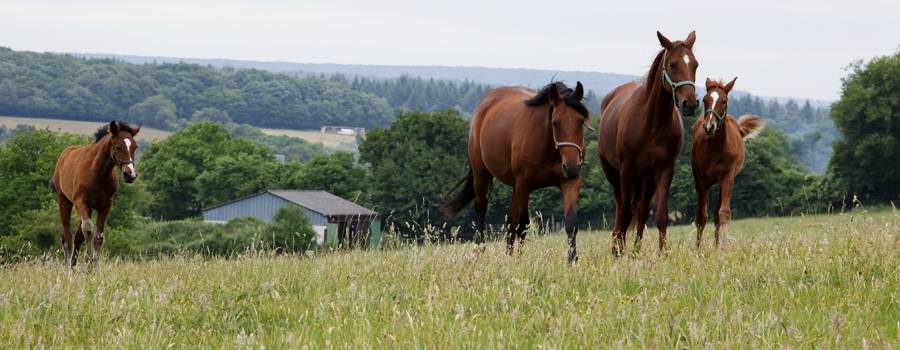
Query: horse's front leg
xmin=653 ymin=165 xmax=675 ymax=253
xmin=74 ymin=202 xmax=96 ymax=268
xmin=91 ymin=205 xmax=111 ymax=269
xmin=694 ymin=177 xmax=710 ymax=249
xmin=715 ymin=174 xmax=736 ymax=248
xmin=560 ymin=178 xmax=581 ymax=263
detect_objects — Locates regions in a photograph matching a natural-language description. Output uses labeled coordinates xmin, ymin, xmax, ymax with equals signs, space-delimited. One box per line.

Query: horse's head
xmin=542 ymin=81 xmax=589 ymax=180
xmin=106 ymin=121 xmax=141 ymax=183
xmin=701 ymin=77 xmax=736 ymax=136
xmin=657 ymin=30 xmax=699 ymax=117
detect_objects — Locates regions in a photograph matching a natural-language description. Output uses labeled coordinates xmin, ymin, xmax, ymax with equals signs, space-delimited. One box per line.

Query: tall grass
xmin=0 ymin=210 xmax=897 ymax=348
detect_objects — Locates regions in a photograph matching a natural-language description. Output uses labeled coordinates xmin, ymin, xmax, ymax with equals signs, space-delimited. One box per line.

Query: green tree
xmin=140 ymin=122 xmax=273 ymax=219
xmin=283 ymin=152 xmax=368 ymax=200
xmin=359 ymin=110 xmax=468 ymax=237
xmin=128 ymin=95 xmax=179 ymax=130
xmin=265 ymin=206 xmax=316 ymax=252
xmin=0 ymin=128 xmax=86 ymax=234
xmin=194 ymin=153 xmax=277 ymax=208
xmin=828 ymin=51 xmax=900 ymax=203
xmin=191 ymin=107 xmax=232 ymax=124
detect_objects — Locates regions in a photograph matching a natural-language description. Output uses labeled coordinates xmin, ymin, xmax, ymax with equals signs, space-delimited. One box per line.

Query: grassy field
xmin=0 ymin=116 xmax=357 ymax=150
xmin=0 ymin=116 xmax=172 ymax=141
xmin=259 ymin=127 xmax=359 ymax=151
xmin=1 ymin=210 xmax=898 ymax=348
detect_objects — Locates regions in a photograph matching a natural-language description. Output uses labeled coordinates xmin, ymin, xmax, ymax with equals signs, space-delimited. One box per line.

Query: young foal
xmin=692 ymin=78 xmax=764 ymax=248
xmin=52 ymin=121 xmax=140 ymax=267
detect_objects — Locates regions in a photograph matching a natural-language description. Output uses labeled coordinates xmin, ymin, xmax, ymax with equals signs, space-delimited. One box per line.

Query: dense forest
xmin=4 ymin=47 xmax=834 ymax=171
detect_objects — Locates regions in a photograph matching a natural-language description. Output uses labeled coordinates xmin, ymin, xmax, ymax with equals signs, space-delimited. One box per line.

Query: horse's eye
xmin=552 ymin=120 xmax=560 ymax=128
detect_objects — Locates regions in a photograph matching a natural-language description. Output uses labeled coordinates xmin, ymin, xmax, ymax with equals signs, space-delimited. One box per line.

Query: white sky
xmin=1 ymin=0 xmax=898 ymax=100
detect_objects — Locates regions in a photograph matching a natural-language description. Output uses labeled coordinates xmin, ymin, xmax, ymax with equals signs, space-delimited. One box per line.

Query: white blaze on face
xmin=123 ymin=138 xmax=136 ymax=176
xmin=706 ymin=91 xmax=720 ymax=130
xmin=683 ymin=54 xmax=691 ymax=65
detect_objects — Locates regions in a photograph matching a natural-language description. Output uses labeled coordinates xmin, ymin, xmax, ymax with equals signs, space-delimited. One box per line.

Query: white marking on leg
xmin=683 ymin=54 xmax=691 ymax=65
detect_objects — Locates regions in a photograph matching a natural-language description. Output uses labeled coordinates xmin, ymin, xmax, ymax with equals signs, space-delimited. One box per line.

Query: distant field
xmin=259 ymin=127 xmax=359 ymax=151
xmin=0 ymin=116 xmax=171 ymax=141
xmin=0 ymin=116 xmax=357 ymax=150
xmin=1 ymin=210 xmax=897 ymax=348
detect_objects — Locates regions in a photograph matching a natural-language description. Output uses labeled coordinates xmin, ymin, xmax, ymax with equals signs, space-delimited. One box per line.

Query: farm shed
xmin=202 ymin=190 xmax=380 ymax=248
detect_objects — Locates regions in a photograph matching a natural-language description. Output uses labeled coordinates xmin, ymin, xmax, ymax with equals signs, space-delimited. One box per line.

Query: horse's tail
xmin=736 ymin=114 xmax=764 ymax=140
xmin=439 ymin=168 xmax=475 ymax=219
xmin=49 ymin=178 xmax=57 ymax=193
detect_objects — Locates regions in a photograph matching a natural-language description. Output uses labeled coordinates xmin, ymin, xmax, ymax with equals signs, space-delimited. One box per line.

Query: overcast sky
xmin=1 ymin=0 xmax=897 ymax=100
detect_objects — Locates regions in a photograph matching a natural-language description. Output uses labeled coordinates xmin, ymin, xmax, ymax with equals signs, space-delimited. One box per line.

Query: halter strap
xmin=660 ymin=48 xmax=697 ymax=118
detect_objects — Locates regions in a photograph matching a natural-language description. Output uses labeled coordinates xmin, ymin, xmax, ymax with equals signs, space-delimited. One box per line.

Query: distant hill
xmin=78 ymin=53 xmax=638 ymax=97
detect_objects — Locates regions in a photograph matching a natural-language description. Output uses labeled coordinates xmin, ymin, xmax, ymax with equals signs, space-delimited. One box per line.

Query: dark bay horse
xmin=693 ymin=78 xmax=764 ymax=248
xmin=598 ymin=31 xmax=700 ymax=256
xmin=52 ymin=121 xmax=140 ymax=267
xmin=441 ymin=82 xmax=590 ymax=262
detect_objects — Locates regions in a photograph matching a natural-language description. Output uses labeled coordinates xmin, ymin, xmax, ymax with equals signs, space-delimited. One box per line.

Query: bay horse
xmin=441 ymin=82 xmax=590 ymax=262
xmin=52 ymin=121 xmax=140 ymax=268
xmin=598 ymin=31 xmax=700 ymax=256
xmin=692 ymin=78 xmax=764 ymax=248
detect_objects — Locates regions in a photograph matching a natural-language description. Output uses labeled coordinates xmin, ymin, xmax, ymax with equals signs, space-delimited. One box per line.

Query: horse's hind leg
xmin=57 ymin=195 xmax=75 ymax=267
xmin=472 ymin=170 xmax=492 ymax=244
xmin=600 ymin=158 xmax=626 ymax=257
xmin=505 ymin=181 xmax=530 ymax=256
xmin=613 ymin=164 xmax=638 ymax=257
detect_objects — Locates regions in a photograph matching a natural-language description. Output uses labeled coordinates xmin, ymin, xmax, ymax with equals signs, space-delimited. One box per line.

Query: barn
xmin=202 ymin=190 xmax=380 ymax=249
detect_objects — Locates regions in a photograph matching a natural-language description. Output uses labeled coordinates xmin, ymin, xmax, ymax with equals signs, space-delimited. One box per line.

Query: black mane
xmin=94 ymin=121 xmax=138 ymax=143
xmin=524 ymin=82 xmax=590 ymax=117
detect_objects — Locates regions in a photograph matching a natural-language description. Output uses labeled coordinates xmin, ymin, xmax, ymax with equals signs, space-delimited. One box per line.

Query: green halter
xmin=660 ymin=49 xmax=698 ymax=117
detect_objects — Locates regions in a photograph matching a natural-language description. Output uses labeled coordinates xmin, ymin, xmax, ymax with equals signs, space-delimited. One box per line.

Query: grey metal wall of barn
xmin=202 ymin=193 xmax=328 ymax=226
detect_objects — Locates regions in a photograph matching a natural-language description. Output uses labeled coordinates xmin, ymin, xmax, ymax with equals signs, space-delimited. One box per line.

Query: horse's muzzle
xmin=562 ymin=164 xmax=581 ymax=180
xmin=680 ymin=99 xmax=699 ymax=117
xmin=123 ymin=173 xmax=136 ymax=183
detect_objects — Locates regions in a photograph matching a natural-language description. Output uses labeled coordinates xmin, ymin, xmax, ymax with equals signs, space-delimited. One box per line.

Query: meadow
xmin=0 ymin=210 xmax=897 ymax=348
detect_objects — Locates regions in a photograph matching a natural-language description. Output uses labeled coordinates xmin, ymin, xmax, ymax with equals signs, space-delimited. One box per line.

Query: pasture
xmin=1 ymin=210 xmax=897 ymax=348
xmin=0 ymin=116 xmax=356 ymax=150
xmin=0 ymin=116 xmax=171 ymax=141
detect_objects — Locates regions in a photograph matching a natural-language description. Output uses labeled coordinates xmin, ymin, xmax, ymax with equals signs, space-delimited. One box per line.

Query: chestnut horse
xmin=52 ymin=121 xmax=140 ymax=268
xmin=598 ymin=31 xmax=700 ymax=256
xmin=692 ymin=78 xmax=764 ymax=248
xmin=441 ymin=82 xmax=590 ymax=262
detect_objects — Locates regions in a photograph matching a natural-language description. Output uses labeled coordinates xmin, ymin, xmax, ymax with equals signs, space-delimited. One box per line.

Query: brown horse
xmin=441 ymin=82 xmax=590 ymax=262
xmin=692 ymin=78 xmax=764 ymax=248
xmin=598 ymin=31 xmax=700 ymax=256
xmin=52 ymin=121 xmax=140 ymax=267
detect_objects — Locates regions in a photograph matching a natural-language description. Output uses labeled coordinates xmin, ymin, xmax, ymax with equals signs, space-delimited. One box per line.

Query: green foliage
xmin=359 ymin=110 xmax=469 ymax=237
xmin=265 ymin=206 xmax=317 ymax=252
xmin=140 ymin=122 xmax=274 ymax=219
xmin=828 ymin=51 xmax=900 ymax=203
xmin=128 ymin=94 xmax=180 ymax=130
xmin=283 ymin=152 xmax=368 ymax=200
xmin=191 ymin=107 xmax=232 ymax=124
xmin=0 ymin=128 xmax=86 ymax=234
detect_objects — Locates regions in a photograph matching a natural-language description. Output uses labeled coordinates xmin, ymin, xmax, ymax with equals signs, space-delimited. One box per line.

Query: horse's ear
xmin=656 ymin=31 xmax=673 ymax=49
xmin=684 ymin=30 xmax=696 ymax=48
xmin=107 ymin=121 xmax=118 ymax=135
xmin=132 ymin=125 xmax=141 ymax=136
xmin=705 ymin=77 xmax=716 ymax=90
xmin=724 ymin=77 xmax=737 ymax=92
xmin=547 ymin=83 xmax=561 ymax=104
xmin=573 ymin=81 xmax=584 ymax=101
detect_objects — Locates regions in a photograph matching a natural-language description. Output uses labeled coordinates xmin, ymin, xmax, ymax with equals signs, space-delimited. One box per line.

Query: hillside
xmin=1 ymin=211 xmax=897 ymax=348
xmin=81 ymin=53 xmax=638 ymax=96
